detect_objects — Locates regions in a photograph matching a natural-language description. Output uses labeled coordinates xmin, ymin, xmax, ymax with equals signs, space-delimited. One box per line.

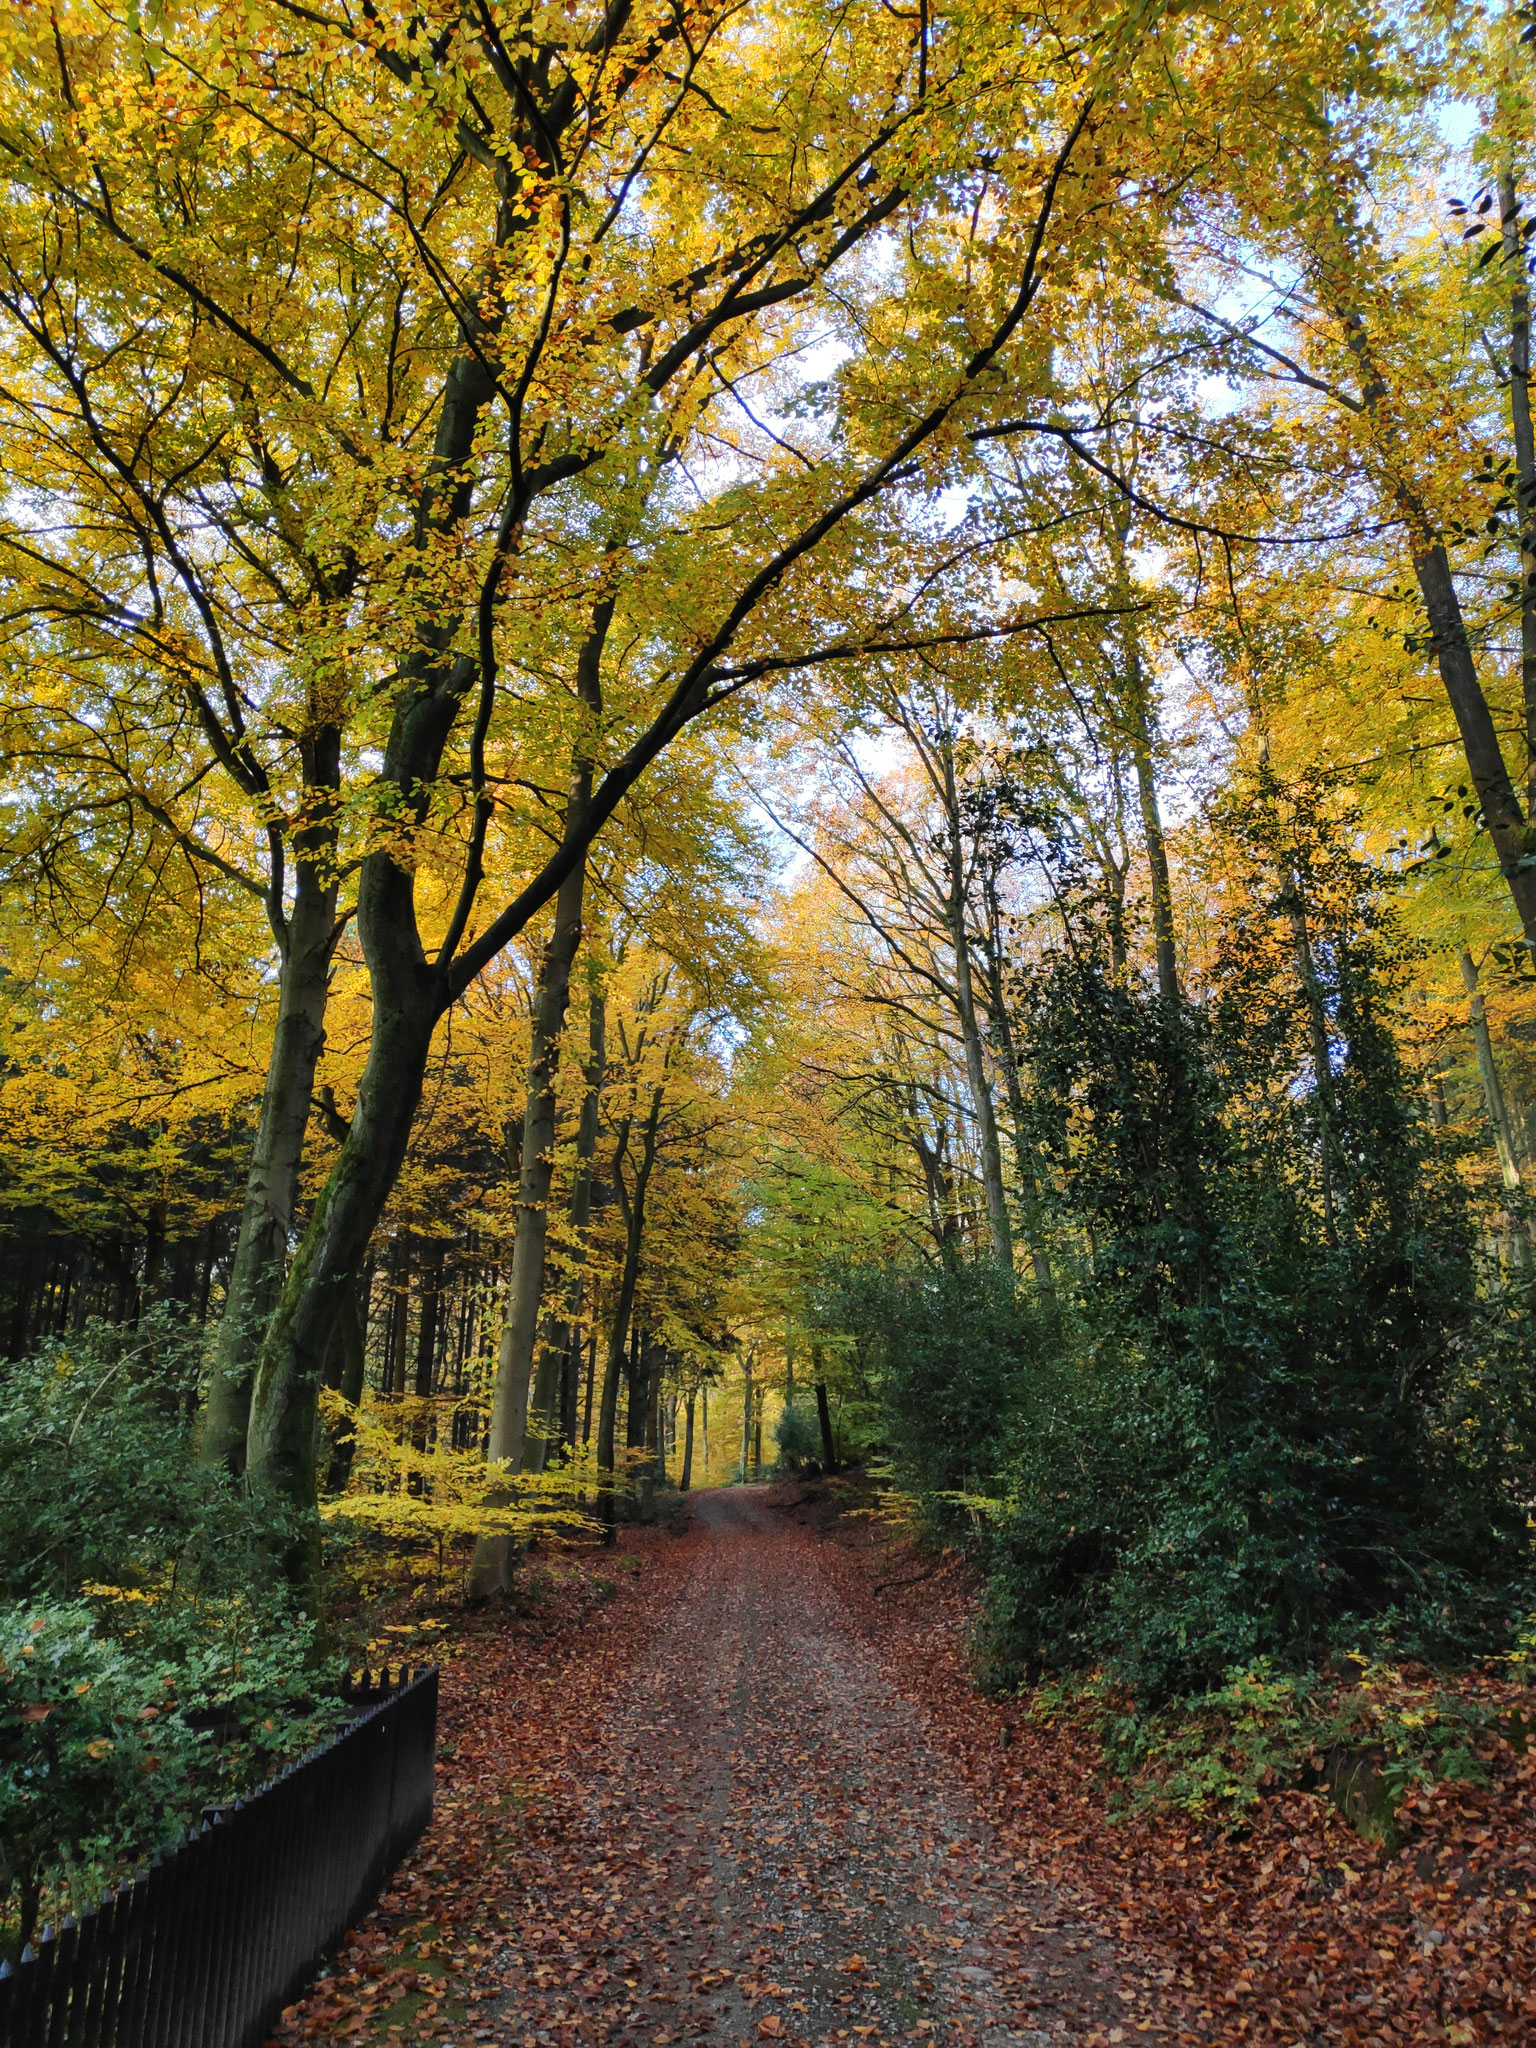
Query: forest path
xmin=484 ymin=1488 xmax=1128 ymax=2048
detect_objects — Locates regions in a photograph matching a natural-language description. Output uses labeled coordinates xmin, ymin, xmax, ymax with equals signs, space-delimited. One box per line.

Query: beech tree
xmin=0 ymin=0 xmax=1403 ymax=1581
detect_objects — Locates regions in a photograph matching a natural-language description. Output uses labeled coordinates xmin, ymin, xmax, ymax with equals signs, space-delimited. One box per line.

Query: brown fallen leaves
xmin=822 ymin=1518 xmax=1536 ymax=2045
xmin=270 ymin=1495 xmax=1536 ymax=2048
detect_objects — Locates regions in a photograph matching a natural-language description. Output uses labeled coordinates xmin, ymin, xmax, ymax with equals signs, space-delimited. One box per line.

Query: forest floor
xmin=270 ymin=1485 xmax=1536 ymax=2048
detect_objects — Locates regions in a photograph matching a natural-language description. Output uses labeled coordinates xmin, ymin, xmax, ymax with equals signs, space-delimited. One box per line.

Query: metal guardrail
xmin=0 ymin=1665 xmax=437 ymax=2048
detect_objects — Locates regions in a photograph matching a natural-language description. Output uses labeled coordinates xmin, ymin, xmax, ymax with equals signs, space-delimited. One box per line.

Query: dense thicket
xmin=821 ymin=794 xmax=1536 ymax=1698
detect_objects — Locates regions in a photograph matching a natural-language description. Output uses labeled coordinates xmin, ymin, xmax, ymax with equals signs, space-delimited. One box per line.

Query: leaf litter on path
xmin=270 ymin=1486 xmax=1536 ymax=2048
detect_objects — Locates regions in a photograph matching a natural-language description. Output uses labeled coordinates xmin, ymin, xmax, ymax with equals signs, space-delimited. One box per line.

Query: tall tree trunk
xmin=1103 ymin=848 xmax=1130 ymax=977
xmin=814 ymin=1369 xmax=838 ymax=1477
xmin=1498 ymin=173 xmax=1536 ymax=810
xmin=939 ymin=744 xmax=1012 ymax=1268
xmin=977 ymin=884 xmax=1056 ymax=1297
xmin=1127 ymin=643 xmax=1179 ymax=1002
xmin=246 ymin=874 xmax=441 ymax=1585
xmin=1283 ymin=881 xmax=1347 ymax=1247
xmin=1111 ymin=515 xmax=1178 ymax=1000
xmin=465 ymin=867 xmax=587 ymax=1596
xmin=560 ymin=1334 xmax=579 ymax=1453
xmin=595 ymin=1322 xmax=625 ymax=1540
xmin=409 ymin=1239 xmax=443 ymax=1487
xmin=1409 ymin=537 xmax=1536 ymax=945
xmin=640 ymin=1333 xmax=660 ymax=1519
xmin=201 ymin=855 xmax=339 ymax=1473
xmin=1426 ymin=1068 xmax=1450 ymax=1129
xmin=470 ymin=607 xmax=609 ymax=1591
xmin=739 ymin=1359 xmax=754 ymax=1483
xmin=385 ymin=1236 xmax=411 ymax=1395
xmin=625 ymin=1322 xmax=648 ymax=1449
xmin=680 ymin=1390 xmax=696 ymax=1492
xmin=1337 ymin=297 xmax=1536 ymax=951
xmin=414 ymin=1242 xmax=443 ymax=1400
xmin=1460 ymin=949 xmax=1524 ymax=1197
xmin=595 ymin=1084 xmax=664 ymax=1532
xmin=512 ymin=905 xmax=602 ymax=1466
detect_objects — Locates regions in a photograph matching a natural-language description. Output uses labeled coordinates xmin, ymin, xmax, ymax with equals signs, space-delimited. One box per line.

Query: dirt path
xmin=281 ymin=1478 xmax=1536 ymax=2048
xmin=476 ymin=1489 xmax=1129 ymax=2048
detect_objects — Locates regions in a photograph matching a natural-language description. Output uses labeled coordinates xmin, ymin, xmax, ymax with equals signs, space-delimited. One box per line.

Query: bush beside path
xmin=270 ymin=1491 xmax=1536 ymax=2048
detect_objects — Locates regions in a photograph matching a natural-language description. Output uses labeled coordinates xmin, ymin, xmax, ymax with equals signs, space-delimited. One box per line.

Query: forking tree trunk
xmin=200 ymin=845 xmax=340 ymax=1474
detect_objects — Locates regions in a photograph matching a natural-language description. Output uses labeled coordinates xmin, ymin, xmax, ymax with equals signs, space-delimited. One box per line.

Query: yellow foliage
xmin=320 ymin=1390 xmax=599 ymax=1549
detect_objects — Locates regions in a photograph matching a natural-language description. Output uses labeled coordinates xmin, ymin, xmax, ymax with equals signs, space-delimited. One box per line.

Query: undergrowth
xmin=1025 ymin=1638 xmax=1536 ymax=1844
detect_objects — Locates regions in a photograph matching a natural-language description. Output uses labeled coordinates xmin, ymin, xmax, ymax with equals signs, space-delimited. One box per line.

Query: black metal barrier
xmin=0 ymin=1665 xmax=437 ymax=2048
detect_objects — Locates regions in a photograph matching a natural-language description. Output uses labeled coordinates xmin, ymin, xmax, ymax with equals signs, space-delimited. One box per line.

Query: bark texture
xmin=201 ymin=854 xmax=338 ymax=1473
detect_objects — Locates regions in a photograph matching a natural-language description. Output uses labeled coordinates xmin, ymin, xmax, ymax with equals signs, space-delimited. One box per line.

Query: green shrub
xmin=827 ymin=789 xmax=1535 ymax=1708
xmin=821 ymin=1260 xmax=1052 ymax=1510
xmin=0 ymin=1313 xmax=343 ymax=1947
xmin=772 ymin=1400 xmax=822 ymax=1474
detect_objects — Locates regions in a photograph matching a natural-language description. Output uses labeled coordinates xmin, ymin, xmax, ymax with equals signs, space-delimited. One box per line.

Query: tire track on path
xmin=489 ymin=1488 xmax=1130 ymax=2048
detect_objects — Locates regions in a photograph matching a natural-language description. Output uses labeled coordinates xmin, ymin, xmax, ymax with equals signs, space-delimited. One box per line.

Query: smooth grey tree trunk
xmin=1497 ymin=174 xmax=1536 ymax=810
xmin=201 ymin=850 xmax=339 ymax=1474
xmin=1460 ymin=949 xmax=1524 ymax=1196
xmin=976 ymin=881 xmax=1055 ymax=1297
xmin=1283 ymin=883 xmax=1348 ymax=1247
xmin=467 ymin=856 xmax=588 ymax=1598
xmin=1111 ymin=516 xmax=1178 ymax=1001
xmin=938 ymin=742 xmax=1012 ymax=1268
xmin=1126 ymin=639 xmax=1179 ymax=1002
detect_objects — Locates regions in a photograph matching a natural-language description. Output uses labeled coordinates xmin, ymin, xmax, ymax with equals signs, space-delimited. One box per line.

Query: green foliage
xmin=829 ymin=791 xmax=1536 ymax=1708
xmin=820 ymin=1261 xmax=1052 ymax=1507
xmin=772 ymin=1400 xmax=822 ymax=1475
xmin=0 ymin=1603 xmax=202 ymax=1946
xmin=1034 ymin=1657 xmax=1499 ymax=1837
xmin=0 ymin=1312 xmax=343 ymax=1944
